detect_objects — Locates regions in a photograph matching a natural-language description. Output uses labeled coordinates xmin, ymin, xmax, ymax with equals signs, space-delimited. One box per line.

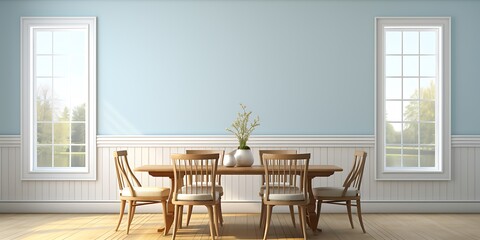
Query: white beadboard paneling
xmin=476 ymin=147 xmax=480 ymax=200
xmin=1 ymin=134 xmax=480 ymax=213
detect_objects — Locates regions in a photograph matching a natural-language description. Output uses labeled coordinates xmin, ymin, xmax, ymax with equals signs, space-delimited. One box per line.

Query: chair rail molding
xmin=2 ymin=135 xmax=480 ymax=147
xmin=96 ymin=135 xmax=376 ymax=148
xmin=0 ymin=135 xmax=21 ymax=147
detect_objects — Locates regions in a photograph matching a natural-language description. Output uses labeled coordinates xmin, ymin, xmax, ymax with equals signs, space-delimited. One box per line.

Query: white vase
xmin=223 ymin=151 xmax=237 ymax=167
xmin=234 ymin=149 xmax=254 ymax=167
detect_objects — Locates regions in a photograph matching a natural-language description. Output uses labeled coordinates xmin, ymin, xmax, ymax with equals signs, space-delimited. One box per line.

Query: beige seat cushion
xmin=261 ymin=186 xmax=306 ymax=201
xmin=120 ymin=187 xmax=169 ymax=197
xmin=313 ymin=187 xmax=359 ymax=198
xmin=177 ymin=186 xmax=221 ymax=201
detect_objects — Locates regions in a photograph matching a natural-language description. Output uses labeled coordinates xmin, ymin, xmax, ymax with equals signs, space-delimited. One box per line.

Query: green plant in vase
xmin=226 ymin=104 xmax=260 ymax=166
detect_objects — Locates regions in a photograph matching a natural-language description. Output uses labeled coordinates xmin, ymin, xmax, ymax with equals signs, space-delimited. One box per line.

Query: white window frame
xmin=21 ymin=17 xmax=97 ymax=180
xmin=375 ymin=17 xmax=451 ymax=180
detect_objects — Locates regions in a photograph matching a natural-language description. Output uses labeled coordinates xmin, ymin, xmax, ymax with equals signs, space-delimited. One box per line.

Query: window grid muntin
xmin=383 ymin=27 xmax=439 ymax=171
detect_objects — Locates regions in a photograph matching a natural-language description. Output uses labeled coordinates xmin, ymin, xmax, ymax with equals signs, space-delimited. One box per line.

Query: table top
xmin=135 ymin=165 xmax=343 ymax=177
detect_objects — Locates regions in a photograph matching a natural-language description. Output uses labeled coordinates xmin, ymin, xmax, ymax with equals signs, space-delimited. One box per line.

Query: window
xmin=21 ymin=17 xmax=96 ymax=180
xmin=375 ymin=17 xmax=451 ymax=180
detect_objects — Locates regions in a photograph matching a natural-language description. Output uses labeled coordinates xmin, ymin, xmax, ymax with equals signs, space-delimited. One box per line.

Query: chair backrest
xmin=113 ymin=150 xmax=141 ymax=195
xmin=186 ymin=150 xmax=225 ymax=185
xmin=259 ymin=150 xmax=297 ymax=184
xmin=171 ymin=153 xmax=220 ymax=202
xmin=262 ymin=153 xmax=310 ymax=202
xmin=342 ymin=151 xmax=367 ymax=195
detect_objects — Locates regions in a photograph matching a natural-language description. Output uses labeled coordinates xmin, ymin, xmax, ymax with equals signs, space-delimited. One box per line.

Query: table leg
xmin=306 ymin=176 xmax=320 ymax=232
xmin=158 ymin=176 xmax=175 ymax=235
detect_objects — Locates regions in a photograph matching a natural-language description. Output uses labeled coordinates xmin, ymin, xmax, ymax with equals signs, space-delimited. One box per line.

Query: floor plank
xmin=1 ymin=213 xmax=480 ymax=239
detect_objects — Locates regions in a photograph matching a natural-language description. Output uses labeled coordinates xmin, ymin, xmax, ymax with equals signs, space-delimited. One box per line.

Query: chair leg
xmin=215 ymin=203 xmax=222 ymax=228
xmin=259 ymin=201 xmax=265 ymax=228
xmin=347 ymin=200 xmax=354 ymax=229
xmin=115 ymin=200 xmax=126 ymax=231
xmin=289 ymin=205 xmax=296 ymax=228
xmin=356 ymin=199 xmax=366 ymax=233
xmin=172 ymin=205 xmax=180 ymax=240
xmin=206 ymin=205 xmax=216 ymax=240
xmin=213 ymin=204 xmax=220 ymax=236
xmin=161 ymin=201 xmax=168 ymax=233
xmin=316 ymin=200 xmax=322 ymax=226
xmin=263 ymin=205 xmax=273 ymax=240
xmin=297 ymin=205 xmax=303 ymax=232
xmin=126 ymin=200 xmax=135 ymax=234
xmin=186 ymin=205 xmax=193 ymax=227
xmin=218 ymin=198 xmax=224 ymax=226
xmin=300 ymin=206 xmax=308 ymax=240
xmin=179 ymin=205 xmax=184 ymax=229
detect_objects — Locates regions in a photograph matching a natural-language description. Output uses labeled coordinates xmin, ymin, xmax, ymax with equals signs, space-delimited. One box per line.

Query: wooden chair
xmin=113 ymin=150 xmax=170 ymax=234
xmin=258 ymin=150 xmax=298 ymax=229
xmin=183 ymin=150 xmax=225 ymax=227
xmin=261 ymin=153 xmax=310 ymax=240
xmin=313 ymin=150 xmax=368 ymax=233
xmin=171 ymin=153 xmax=221 ymax=240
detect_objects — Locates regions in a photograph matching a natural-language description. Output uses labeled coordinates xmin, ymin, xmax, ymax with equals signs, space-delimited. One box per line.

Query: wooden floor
xmin=0 ymin=213 xmax=479 ymax=239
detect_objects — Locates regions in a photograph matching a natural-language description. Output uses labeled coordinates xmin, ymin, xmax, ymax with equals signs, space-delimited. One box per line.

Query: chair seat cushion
xmin=260 ymin=186 xmax=306 ymax=201
xmin=313 ymin=187 xmax=359 ymax=198
xmin=177 ymin=186 xmax=221 ymax=201
xmin=121 ymin=187 xmax=170 ymax=197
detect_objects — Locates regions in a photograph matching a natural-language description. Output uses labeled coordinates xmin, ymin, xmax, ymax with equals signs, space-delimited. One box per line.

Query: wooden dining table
xmin=135 ymin=164 xmax=343 ymax=235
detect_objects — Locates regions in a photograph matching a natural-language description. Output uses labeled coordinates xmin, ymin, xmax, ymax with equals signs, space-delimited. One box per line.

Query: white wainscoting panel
xmin=1 ymin=135 xmax=480 ymax=213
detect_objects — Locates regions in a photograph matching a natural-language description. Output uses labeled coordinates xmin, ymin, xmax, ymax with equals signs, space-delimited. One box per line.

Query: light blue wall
xmin=1 ymin=0 xmax=479 ymax=135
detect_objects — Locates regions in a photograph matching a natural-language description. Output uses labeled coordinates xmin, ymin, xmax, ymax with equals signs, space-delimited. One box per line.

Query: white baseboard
xmin=1 ymin=201 xmax=479 ymax=214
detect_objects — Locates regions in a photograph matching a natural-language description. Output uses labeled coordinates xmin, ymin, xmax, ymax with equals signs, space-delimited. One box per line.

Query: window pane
xmin=70 ymin=56 xmax=87 ymax=78
xmin=72 ymin=104 xmax=86 ymax=121
xmin=72 ymin=154 xmax=86 ymax=167
xmin=403 ymin=31 xmax=419 ymax=54
xmin=403 ymin=78 xmax=418 ymax=99
xmin=386 ymin=146 xmax=402 ymax=167
xmin=53 ymin=56 xmax=68 ymax=77
xmin=72 ymin=145 xmax=86 ymax=153
xmin=386 ymin=122 xmax=401 ymax=144
xmin=53 ymin=78 xmax=71 ymax=105
xmin=385 ymin=78 xmax=401 ymax=99
xmin=420 ymin=101 xmax=435 ymax=121
xmin=36 ymin=56 xmax=52 ymax=76
xmin=420 ymin=31 xmax=436 ymax=54
xmin=385 ymin=101 xmax=402 ymax=121
xmin=420 ymin=78 xmax=435 ymax=99
xmin=403 ymin=100 xmax=418 ymax=121
xmin=403 ymin=56 xmax=419 ymax=76
xmin=37 ymin=145 xmax=52 ymax=167
xmin=386 ymin=56 xmax=401 ymax=76
xmin=420 ymin=146 xmax=435 ymax=167
xmin=54 ymin=123 xmax=70 ymax=144
xmin=71 ymin=123 xmax=85 ymax=144
xmin=420 ymin=56 xmax=436 ymax=76
xmin=54 ymin=145 xmax=70 ymax=167
xmin=386 ymin=31 xmax=402 ymax=54
xmin=403 ymin=146 xmax=418 ymax=167
xmin=403 ymin=122 xmax=418 ymax=144
xmin=420 ymin=123 xmax=435 ymax=144
xmin=53 ymin=31 xmax=87 ymax=55
xmin=35 ymin=31 xmax=52 ymax=54
xmin=71 ymin=145 xmax=86 ymax=167
xmin=36 ymin=101 xmax=53 ymax=122
xmin=37 ymin=123 xmax=52 ymax=144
